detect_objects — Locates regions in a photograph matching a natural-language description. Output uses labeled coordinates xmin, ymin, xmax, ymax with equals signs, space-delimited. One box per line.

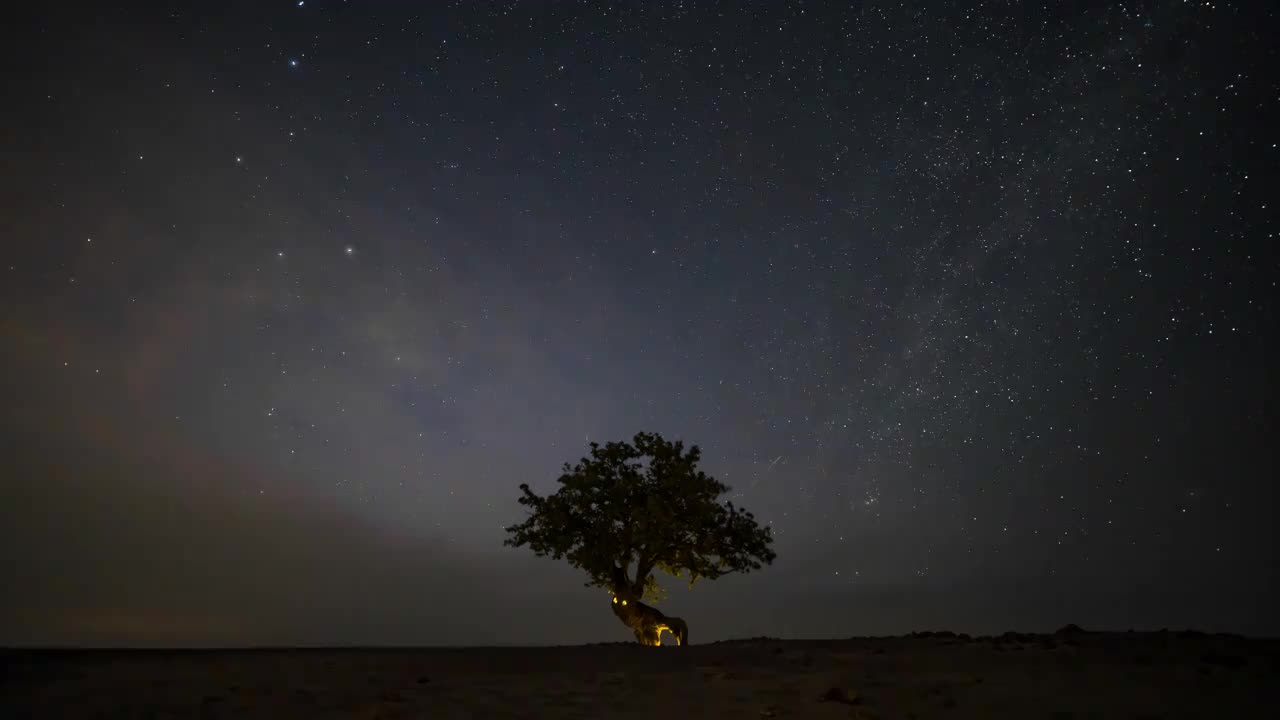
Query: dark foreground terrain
xmin=3 ymin=628 xmax=1276 ymax=718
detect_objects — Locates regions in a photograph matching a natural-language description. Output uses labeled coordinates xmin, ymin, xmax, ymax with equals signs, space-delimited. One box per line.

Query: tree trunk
xmin=610 ymin=596 xmax=689 ymax=646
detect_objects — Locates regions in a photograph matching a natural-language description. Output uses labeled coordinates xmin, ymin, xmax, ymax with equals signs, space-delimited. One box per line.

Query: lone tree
xmin=503 ymin=431 xmax=776 ymax=646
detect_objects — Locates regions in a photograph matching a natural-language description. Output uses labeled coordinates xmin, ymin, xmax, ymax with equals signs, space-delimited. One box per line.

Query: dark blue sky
xmin=2 ymin=1 xmax=1275 ymax=646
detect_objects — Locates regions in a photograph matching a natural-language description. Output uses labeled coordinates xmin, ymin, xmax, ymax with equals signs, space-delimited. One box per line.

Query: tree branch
xmin=632 ymin=549 xmax=653 ymax=589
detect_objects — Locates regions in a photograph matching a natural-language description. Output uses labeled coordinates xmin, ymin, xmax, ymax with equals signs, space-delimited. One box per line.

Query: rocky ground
xmin=3 ymin=627 xmax=1275 ymax=718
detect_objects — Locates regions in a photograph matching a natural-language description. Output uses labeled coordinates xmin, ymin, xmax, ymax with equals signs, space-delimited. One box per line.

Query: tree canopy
xmin=503 ymin=431 xmax=776 ymax=602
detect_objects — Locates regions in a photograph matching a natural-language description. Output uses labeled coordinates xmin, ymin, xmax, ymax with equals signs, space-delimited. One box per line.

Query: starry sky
xmin=2 ymin=2 xmax=1275 ymax=647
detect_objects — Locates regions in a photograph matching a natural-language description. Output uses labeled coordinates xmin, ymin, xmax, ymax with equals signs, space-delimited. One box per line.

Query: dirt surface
xmin=3 ymin=630 xmax=1276 ymax=718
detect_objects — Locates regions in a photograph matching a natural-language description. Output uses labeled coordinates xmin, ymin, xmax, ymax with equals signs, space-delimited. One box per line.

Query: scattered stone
xmin=818 ymin=686 xmax=861 ymax=705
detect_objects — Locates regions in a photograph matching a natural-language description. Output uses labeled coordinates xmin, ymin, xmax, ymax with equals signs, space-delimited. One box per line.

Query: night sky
xmin=3 ymin=2 xmax=1275 ymax=647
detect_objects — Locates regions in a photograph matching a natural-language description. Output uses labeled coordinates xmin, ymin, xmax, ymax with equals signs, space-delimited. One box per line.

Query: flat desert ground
xmin=3 ymin=630 xmax=1275 ymax=718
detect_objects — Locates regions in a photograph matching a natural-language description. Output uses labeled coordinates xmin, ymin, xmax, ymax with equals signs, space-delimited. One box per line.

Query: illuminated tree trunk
xmin=610 ymin=589 xmax=689 ymax=646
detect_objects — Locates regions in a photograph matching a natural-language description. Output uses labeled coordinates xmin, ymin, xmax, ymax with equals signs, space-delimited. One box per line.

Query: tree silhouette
xmin=503 ymin=431 xmax=776 ymax=645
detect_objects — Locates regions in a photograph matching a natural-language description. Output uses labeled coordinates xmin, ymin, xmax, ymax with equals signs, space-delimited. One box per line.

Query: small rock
xmin=819 ymin=686 xmax=861 ymax=705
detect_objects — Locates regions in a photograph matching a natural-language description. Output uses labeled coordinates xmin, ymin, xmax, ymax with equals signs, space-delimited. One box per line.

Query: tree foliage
xmin=503 ymin=432 xmax=776 ymax=602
